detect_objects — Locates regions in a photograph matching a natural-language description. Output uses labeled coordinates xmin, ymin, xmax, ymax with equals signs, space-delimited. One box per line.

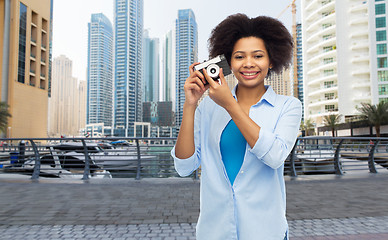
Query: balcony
xmin=350 ymin=2 xmax=368 ymax=13
xmin=307 ymin=37 xmax=336 ymax=54
xmin=350 ymin=41 xmax=369 ymax=51
xmin=352 ymin=68 xmax=370 ymax=76
xmin=306 ymin=1 xmax=335 ymax=22
xmin=306 ymin=14 xmax=335 ymax=36
xmin=307 ymin=49 xmax=336 ymax=65
xmin=307 ymin=74 xmax=337 ymax=87
xmin=308 ymin=85 xmax=338 ymax=97
xmin=309 ymin=98 xmax=338 ymax=108
xmin=351 ymin=55 xmax=369 ymax=64
xmin=307 ymin=62 xmax=337 ymax=76
xmin=349 ymin=16 xmax=368 ymax=26
xmin=352 ymin=81 xmax=371 ymax=88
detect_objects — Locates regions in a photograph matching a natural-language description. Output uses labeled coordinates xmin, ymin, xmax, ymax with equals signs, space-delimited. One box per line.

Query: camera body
xmin=194 ymin=54 xmax=232 ymax=84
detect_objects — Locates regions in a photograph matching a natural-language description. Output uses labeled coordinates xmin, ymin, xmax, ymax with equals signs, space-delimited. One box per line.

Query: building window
xmin=376 ymin=4 xmax=386 ymax=15
xmin=323 ymin=69 xmax=334 ymax=76
xmin=325 ymin=93 xmax=335 ymax=100
xmin=378 ymin=70 xmax=388 ymax=81
xmin=323 ymin=58 xmax=334 ymax=64
xmin=17 ymin=3 xmax=27 ymax=83
xmin=377 ymin=31 xmax=387 ymax=41
xmin=323 ymin=46 xmax=335 ymax=52
xmin=325 ymin=105 xmax=336 ymax=112
xmin=322 ymin=23 xmax=332 ymax=29
xmin=379 ymin=98 xmax=388 ymax=103
xmin=378 ymin=57 xmax=388 ymax=68
xmin=324 ymin=81 xmax=335 ymax=88
xmin=379 ymin=84 xmax=388 ymax=95
xmin=377 ymin=44 xmax=387 ymax=55
xmin=376 ymin=17 xmax=386 ymax=28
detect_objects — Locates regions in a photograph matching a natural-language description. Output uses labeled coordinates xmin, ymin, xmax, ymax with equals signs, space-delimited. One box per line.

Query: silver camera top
xmin=194 ymin=54 xmax=232 ymax=82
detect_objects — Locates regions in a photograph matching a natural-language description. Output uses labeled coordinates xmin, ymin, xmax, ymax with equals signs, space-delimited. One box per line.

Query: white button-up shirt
xmin=171 ymin=85 xmax=302 ymax=240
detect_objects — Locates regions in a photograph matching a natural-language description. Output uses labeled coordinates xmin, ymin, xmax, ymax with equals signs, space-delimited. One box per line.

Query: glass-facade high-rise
xmin=87 ymin=13 xmax=113 ymax=127
xmin=143 ymin=29 xmax=159 ymax=103
xmin=372 ymin=0 xmax=388 ymax=103
xmin=163 ymin=30 xmax=174 ymax=103
xmin=175 ymin=9 xmax=198 ymax=129
xmin=114 ymin=0 xmax=143 ymax=137
xmin=296 ymin=23 xmax=304 ymax=121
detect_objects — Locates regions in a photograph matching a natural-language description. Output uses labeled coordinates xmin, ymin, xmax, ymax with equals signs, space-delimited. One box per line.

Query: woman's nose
xmin=243 ymin=57 xmax=254 ymax=67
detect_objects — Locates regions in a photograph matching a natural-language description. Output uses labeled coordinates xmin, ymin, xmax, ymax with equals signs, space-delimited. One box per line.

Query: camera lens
xmin=207 ymin=64 xmax=220 ymax=79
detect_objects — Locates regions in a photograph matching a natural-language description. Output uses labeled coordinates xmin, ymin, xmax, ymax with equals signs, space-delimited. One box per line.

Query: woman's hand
xmin=184 ymin=63 xmax=209 ymax=106
xmin=204 ymin=68 xmax=237 ymax=111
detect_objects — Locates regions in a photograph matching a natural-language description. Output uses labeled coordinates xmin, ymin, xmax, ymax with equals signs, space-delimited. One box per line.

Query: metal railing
xmin=285 ymin=136 xmax=388 ymax=177
xmin=0 ymin=137 xmax=387 ymax=180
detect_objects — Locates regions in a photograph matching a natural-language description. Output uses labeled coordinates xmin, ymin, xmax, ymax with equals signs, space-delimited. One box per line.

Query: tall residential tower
xmin=301 ymin=0 xmax=381 ymax=126
xmin=114 ymin=0 xmax=143 ymax=136
xmin=143 ymin=29 xmax=159 ymax=103
xmin=87 ymin=13 xmax=113 ymax=127
xmin=175 ymin=9 xmax=198 ymax=128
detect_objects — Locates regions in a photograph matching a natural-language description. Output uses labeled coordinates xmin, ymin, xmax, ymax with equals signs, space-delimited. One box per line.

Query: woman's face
xmin=230 ymin=37 xmax=272 ymax=89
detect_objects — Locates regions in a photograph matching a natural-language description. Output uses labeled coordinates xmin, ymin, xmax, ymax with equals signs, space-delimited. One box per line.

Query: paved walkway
xmin=0 ymin=173 xmax=387 ymax=239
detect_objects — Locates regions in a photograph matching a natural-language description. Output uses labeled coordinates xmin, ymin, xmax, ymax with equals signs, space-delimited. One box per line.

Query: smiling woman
xmin=172 ymin=14 xmax=302 ymax=240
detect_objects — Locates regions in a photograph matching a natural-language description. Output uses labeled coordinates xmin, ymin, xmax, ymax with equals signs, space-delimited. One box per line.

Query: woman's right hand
xmin=183 ymin=62 xmax=209 ymax=106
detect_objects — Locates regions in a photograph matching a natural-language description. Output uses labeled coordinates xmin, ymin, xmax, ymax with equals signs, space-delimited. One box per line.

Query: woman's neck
xmin=235 ymin=84 xmax=267 ymax=106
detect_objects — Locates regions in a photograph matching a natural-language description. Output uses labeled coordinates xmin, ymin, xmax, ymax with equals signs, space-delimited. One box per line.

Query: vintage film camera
xmin=194 ymin=54 xmax=232 ymax=84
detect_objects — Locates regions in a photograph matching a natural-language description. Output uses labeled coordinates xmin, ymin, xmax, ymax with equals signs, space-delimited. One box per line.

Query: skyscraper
xmin=49 ymin=55 xmax=80 ymax=137
xmin=370 ymin=0 xmax=388 ymax=103
xmin=296 ymin=23 xmax=304 ymax=121
xmin=0 ymin=0 xmax=52 ymax=138
xmin=162 ymin=30 xmax=174 ymax=103
xmin=87 ymin=13 xmax=113 ymax=127
xmin=114 ymin=0 xmax=143 ymax=137
xmin=265 ymin=69 xmax=291 ymax=96
xmin=301 ymin=0 xmax=377 ymax=126
xmin=175 ymin=9 xmax=198 ymax=128
xmin=143 ymin=29 xmax=159 ymax=103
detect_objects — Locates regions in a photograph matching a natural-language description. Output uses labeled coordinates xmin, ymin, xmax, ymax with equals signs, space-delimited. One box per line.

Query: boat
xmin=296 ymin=137 xmax=337 ymax=174
xmin=45 ymin=142 xmax=155 ymax=170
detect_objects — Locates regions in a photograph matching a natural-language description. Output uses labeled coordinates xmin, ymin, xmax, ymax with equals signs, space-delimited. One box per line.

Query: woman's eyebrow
xmin=232 ymin=50 xmax=265 ymax=55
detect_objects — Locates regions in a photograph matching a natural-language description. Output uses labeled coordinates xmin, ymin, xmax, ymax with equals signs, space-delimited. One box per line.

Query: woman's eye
xmin=234 ymin=55 xmax=243 ymax=59
xmin=255 ymin=55 xmax=263 ymax=59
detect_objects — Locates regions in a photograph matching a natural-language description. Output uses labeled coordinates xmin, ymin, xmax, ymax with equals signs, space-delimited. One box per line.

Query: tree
xmin=0 ymin=102 xmax=11 ymax=134
xmin=357 ymin=102 xmax=388 ymax=137
xmin=323 ymin=114 xmax=341 ymax=137
xmin=300 ymin=119 xmax=315 ymax=136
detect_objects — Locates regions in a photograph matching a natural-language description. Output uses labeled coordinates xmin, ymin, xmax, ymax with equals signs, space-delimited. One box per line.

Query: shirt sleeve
xmin=249 ymin=97 xmax=302 ymax=169
xmin=170 ymin=102 xmax=203 ymax=177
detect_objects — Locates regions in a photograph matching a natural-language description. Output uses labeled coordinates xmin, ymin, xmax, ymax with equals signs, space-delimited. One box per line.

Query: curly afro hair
xmin=208 ymin=14 xmax=293 ymax=75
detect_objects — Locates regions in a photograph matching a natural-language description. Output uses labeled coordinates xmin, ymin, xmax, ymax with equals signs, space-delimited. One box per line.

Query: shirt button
xmin=240 ymin=170 xmax=244 ymax=174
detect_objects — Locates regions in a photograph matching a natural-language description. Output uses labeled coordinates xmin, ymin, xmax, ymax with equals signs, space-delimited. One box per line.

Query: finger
xmin=187 ymin=82 xmax=203 ymax=93
xmin=187 ymin=76 xmax=206 ymax=92
xmin=219 ymin=68 xmax=226 ymax=85
xmin=203 ymin=68 xmax=217 ymax=88
xmin=193 ymin=76 xmax=206 ymax=91
xmin=189 ymin=62 xmax=201 ymax=74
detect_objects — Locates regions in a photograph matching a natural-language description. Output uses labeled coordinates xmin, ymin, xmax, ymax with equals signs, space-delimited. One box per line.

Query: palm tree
xmin=357 ymin=102 xmax=388 ymax=137
xmin=323 ymin=114 xmax=341 ymax=137
xmin=300 ymin=119 xmax=315 ymax=136
xmin=0 ymin=102 xmax=11 ymax=134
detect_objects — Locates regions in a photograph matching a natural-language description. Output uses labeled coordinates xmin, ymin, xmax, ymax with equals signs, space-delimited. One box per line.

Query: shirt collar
xmin=232 ymin=84 xmax=276 ymax=107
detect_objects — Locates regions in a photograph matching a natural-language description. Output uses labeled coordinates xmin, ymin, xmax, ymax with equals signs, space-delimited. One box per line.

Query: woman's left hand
xmin=204 ymin=68 xmax=237 ymax=111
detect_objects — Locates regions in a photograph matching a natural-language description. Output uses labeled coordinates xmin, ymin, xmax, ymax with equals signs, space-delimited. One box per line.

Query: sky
xmin=52 ymin=0 xmax=301 ymax=80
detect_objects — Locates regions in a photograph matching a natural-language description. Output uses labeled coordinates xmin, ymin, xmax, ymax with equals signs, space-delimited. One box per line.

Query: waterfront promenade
xmin=0 ymin=173 xmax=387 ymax=239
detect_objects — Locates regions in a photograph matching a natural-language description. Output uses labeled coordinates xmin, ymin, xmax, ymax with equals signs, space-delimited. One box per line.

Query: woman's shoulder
xmin=273 ymin=93 xmax=302 ymax=109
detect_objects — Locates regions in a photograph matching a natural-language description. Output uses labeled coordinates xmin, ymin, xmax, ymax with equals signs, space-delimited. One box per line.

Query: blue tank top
xmin=220 ymin=119 xmax=247 ymax=185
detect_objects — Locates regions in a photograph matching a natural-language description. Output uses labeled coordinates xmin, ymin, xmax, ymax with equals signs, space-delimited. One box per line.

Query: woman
xmin=171 ymin=14 xmax=302 ymax=240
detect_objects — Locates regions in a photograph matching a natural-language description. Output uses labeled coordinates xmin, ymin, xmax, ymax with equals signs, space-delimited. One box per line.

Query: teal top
xmin=220 ymin=119 xmax=247 ymax=185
